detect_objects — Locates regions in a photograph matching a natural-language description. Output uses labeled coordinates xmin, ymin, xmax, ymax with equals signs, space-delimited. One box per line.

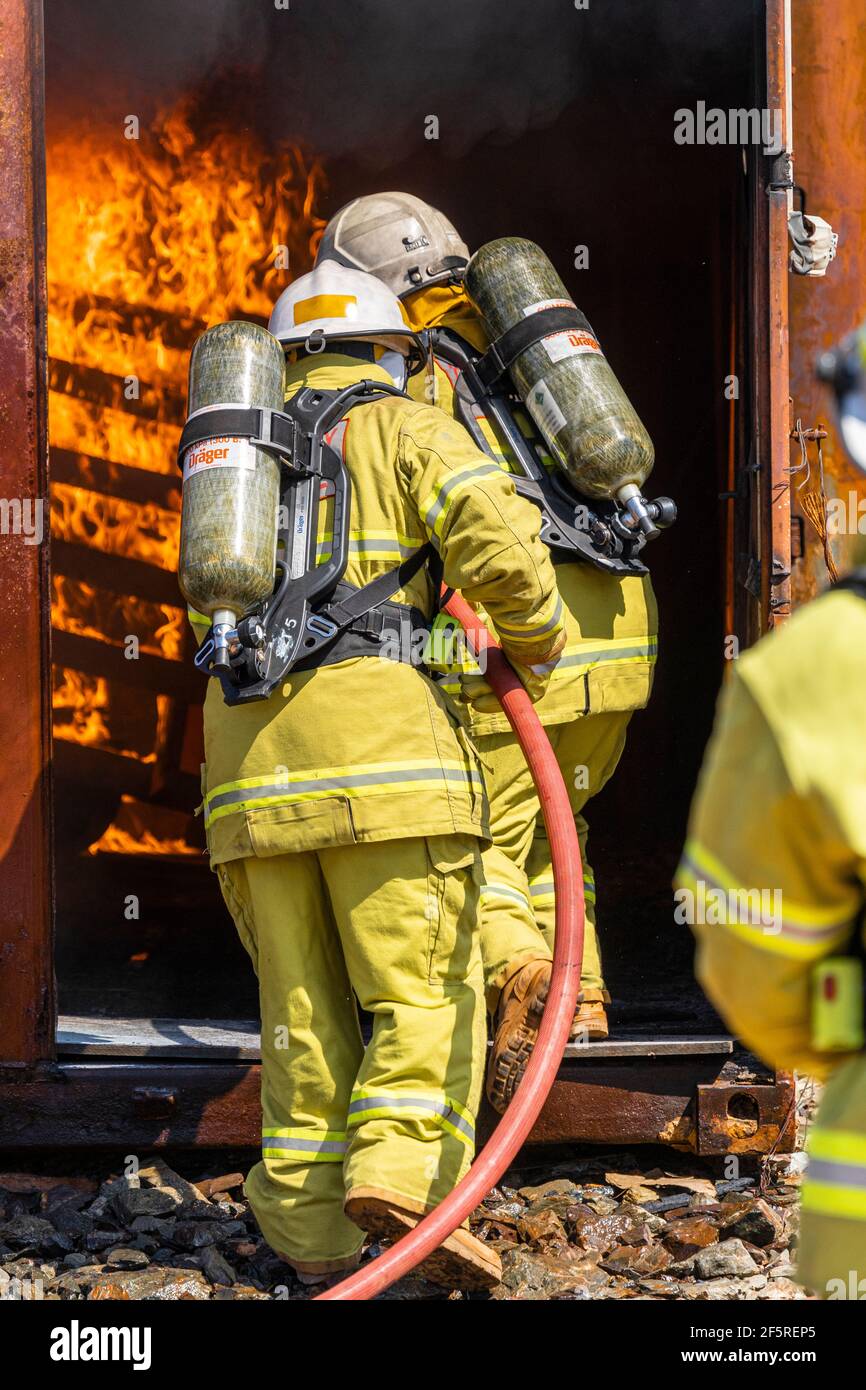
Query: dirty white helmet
xmin=315 ymin=192 xmax=470 ymax=299
xmin=268 ymin=263 xmax=420 ymax=356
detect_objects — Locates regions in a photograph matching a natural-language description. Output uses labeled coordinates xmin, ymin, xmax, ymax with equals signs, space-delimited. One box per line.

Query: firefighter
xmin=316 ymin=193 xmax=658 ymax=1109
xmin=675 ymin=321 xmax=866 ymax=1297
xmin=190 ymin=262 xmax=564 ymax=1288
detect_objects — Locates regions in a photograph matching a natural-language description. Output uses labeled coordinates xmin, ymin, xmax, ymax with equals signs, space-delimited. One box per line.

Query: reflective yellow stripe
xmin=421 ymin=461 xmax=503 ymax=544
xmin=474 ymin=403 xmax=556 ymax=473
xmin=494 ymin=593 xmax=563 ymax=644
xmin=480 ymin=881 xmax=534 ymax=916
xmin=315 ymin=530 xmax=427 ymax=562
xmin=809 ymin=1127 xmax=866 ymax=1167
xmin=546 ymin=635 xmax=658 ymax=677
xmin=347 ymin=1087 xmax=475 ymax=1147
xmin=529 ymin=873 xmax=595 ymax=908
xmin=293 ymin=293 xmax=357 ymax=325
xmin=262 ymin=1127 xmax=348 ymax=1162
xmin=801 ymin=1180 xmax=866 ymax=1222
xmin=802 ymin=1125 xmax=866 ymax=1218
xmin=437 ymin=636 xmax=657 ymax=688
xmin=676 ymin=839 xmax=856 ymax=961
xmin=204 ymin=758 xmax=483 ymax=829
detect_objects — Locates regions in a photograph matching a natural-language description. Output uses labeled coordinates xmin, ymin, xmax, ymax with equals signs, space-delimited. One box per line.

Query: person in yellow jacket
xmin=675 ymin=319 xmax=866 ymax=1295
xmin=675 ymin=583 xmax=866 ymax=1296
xmin=676 ymin=321 xmax=866 ymax=1298
xmin=315 ymin=193 xmax=658 ymax=1109
xmin=188 ymin=262 xmax=564 ymax=1288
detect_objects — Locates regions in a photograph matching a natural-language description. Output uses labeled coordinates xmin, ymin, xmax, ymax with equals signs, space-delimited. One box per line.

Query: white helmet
xmin=268 ymin=262 xmax=420 ymax=356
xmin=315 ymin=192 xmax=469 ymax=299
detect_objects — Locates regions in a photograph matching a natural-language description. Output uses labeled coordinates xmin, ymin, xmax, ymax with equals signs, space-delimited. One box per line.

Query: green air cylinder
xmin=178 ymin=322 xmax=284 ymax=650
xmin=465 ymin=238 xmax=654 ymax=503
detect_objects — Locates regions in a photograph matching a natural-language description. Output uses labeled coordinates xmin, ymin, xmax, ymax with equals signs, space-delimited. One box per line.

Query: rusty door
xmin=0 ymin=0 xmax=55 ymax=1065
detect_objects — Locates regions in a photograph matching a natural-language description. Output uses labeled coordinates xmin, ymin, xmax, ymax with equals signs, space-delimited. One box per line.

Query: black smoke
xmin=45 ymin=0 xmax=756 ymax=163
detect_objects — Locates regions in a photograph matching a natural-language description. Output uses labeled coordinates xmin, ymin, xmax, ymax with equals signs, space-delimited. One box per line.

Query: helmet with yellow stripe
xmin=268 ymin=263 xmax=421 ymax=357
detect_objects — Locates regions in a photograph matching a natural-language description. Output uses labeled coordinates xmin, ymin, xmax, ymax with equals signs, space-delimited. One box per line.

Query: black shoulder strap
xmin=322 ymin=542 xmax=435 ymax=633
xmin=299 ymin=381 xmax=440 ymax=651
xmin=475 ymin=305 xmax=596 ymax=391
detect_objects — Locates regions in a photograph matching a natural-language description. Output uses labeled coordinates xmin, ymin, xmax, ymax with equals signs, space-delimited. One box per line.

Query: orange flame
xmin=47 ymin=96 xmax=325 ymax=848
xmin=87 ymin=795 xmax=200 ymax=857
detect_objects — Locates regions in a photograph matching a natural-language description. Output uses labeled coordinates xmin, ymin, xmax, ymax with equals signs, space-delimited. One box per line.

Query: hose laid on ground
xmin=316 ymin=591 xmax=584 ymax=1301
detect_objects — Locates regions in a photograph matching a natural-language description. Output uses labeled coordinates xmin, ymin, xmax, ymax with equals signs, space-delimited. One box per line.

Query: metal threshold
xmin=57 ymin=1014 xmax=734 ymax=1061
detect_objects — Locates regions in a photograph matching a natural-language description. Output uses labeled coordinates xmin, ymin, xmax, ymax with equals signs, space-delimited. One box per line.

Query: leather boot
xmin=344 ymin=1193 xmax=501 ymax=1291
xmin=571 ymin=987 xmax=609 ymax=1040
xmin=486 ymin=958 xmax=552 ymax=1115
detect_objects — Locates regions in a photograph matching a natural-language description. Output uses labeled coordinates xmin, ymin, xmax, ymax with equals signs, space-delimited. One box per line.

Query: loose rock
xmin=492 ymin=1246 xmax=608 ymax=1301
xmin=197 ymin=1245 xmax=238 ymax=1287
xmin=693 ymin=1238 xmax=759 ymax=1280
xmin=104 ymin=1247 xmax=150 ymax=1270
xmin=112 ymin=1183 xmax=180 ymax=1224
xmin=517 ymin=1208 xmax=568 ymax=1245
xmin=88 ymin=1267 xmax=212 ymax=1300
xmin=720 ymin=1198 xmax=782 ymax=1248
xmin=662 ymin=1217 xmax=719 ymax=1262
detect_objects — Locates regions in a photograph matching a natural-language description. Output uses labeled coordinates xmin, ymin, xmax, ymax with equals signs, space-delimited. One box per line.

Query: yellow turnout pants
xmin=478 ymin=711 xmax=632 ymax=1008
xmin=216 ymin=834 xmax=486 ymax=1272
xmin=798 ymin=1056 xmax=866 ymax=1298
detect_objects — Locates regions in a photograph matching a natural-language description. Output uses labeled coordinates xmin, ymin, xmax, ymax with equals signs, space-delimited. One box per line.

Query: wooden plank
xmin=53 ymin=742 xmax=155 ymax=798
xmin=52 ymin=629 xmax=205 ymax=700
xmin=57 ymin=1016 xmax=260 ymax=1060
xmin=56 ymin=1014 xmax=734 ymax=1062
xmin=0 ymin=1058 xmax=793 ymax=1154
xmin=564 ymin=1036 xmax=733 ymax=1060
xmin=52 ymin=539 xmax=184 ymax=607
xmin=50 ymin=448 xmax=181 ymax=511
xmin=49 ymin=358 xmax=185 ymax=425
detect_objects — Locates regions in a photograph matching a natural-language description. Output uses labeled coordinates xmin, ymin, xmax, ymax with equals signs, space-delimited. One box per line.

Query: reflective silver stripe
xmin=495 ymin=598 xmax=564 ymax=642
xmin=807 ymin=1157 xmax=866 ymax=1191
xmin=261 ymin=1134 xmax=348 ymax=1156
xmin=316 ymin=538 xmax=424 ymax=558
xmin=480 ymin=881 xmax=532 ymax=909
xmin=678 ymin=851 xmax=836 ymax=942
xmin=348 ymin=1094 xmax=475 ymax=1143
xmin=530 ymin=875 xmax=595 ymax=897
xmin=206 ymin=765 xmax=482 ymax=818
xmin=554 ymin=638 xmax=657 ymax=670
xmin=529 ymin=879 xmax=554 ymax=898
xmin=424 ymin=462 xmax=501 ymax=534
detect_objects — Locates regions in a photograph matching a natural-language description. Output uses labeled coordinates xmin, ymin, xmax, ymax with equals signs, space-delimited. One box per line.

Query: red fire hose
xmin=316 ymin=591 xmax=584 ymax=1300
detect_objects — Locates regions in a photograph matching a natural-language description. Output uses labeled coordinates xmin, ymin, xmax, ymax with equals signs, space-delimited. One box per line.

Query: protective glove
xmin=463 ymin=630 xmax=566 ymax=711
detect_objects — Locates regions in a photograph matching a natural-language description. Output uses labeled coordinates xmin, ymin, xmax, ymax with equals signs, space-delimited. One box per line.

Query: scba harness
xmin=177 ymin=381 xmax=436 ymax=706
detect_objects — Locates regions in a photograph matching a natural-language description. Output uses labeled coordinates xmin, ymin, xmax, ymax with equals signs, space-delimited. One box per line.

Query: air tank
xmin=178 ymin=322 xmax=284 ymax=657
xmin=465 ymin=238 xmax=655 ymax=504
